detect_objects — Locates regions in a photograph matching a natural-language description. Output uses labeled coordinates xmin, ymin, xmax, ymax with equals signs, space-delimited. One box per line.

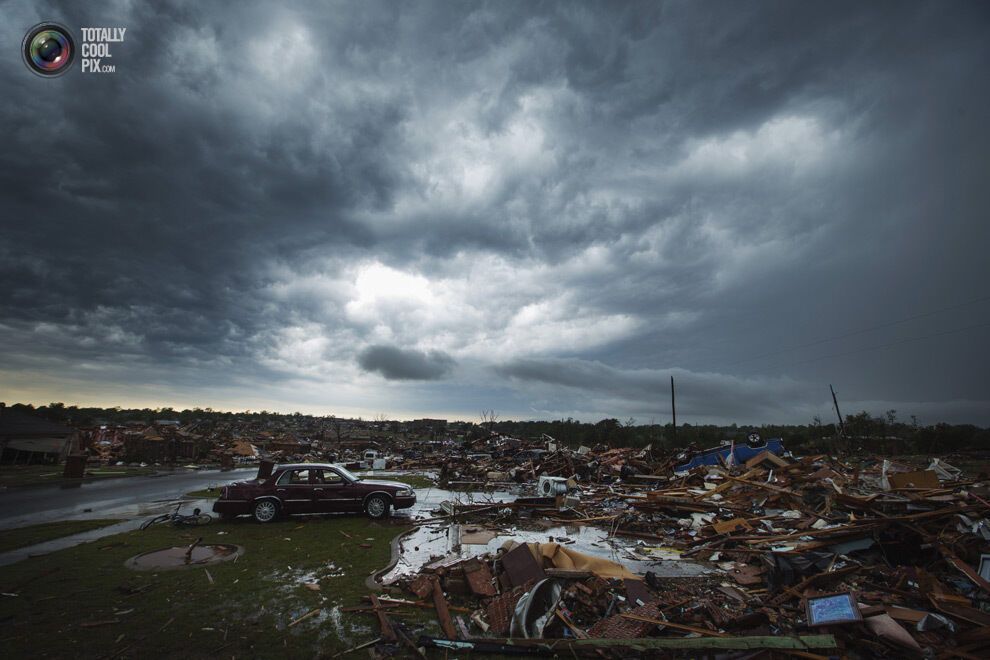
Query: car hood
xmin=357 ymin=479 xmax=412 ymax=490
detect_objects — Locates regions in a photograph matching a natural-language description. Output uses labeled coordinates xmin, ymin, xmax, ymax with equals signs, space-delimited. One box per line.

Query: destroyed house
xmin=0 ymin=405 xmax=76 ymax=464
xmin=675 ymin=437 xmax=785 ymax=472
xmin=267 ymin=437 xmax=312 ymax=454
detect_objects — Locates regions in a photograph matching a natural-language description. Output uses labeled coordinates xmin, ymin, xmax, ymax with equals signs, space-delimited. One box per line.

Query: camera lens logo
xmin=22 ymin=23 xmax=76 ymax=77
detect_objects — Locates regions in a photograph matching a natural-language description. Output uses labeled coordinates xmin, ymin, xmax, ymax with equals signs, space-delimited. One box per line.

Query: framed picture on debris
xmin=805 ymin=592 xmax=862 ymax=627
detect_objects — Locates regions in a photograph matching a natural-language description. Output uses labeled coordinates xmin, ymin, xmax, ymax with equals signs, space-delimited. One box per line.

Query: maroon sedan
xmin=212 ymin=463 xmax=416 ymax=522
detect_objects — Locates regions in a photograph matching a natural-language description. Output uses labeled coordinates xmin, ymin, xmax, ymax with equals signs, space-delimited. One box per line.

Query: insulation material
xmin=519 ymin=542 xmax=640 ymax=581
xmin=887 ymin=470 xmax=940 ymax=490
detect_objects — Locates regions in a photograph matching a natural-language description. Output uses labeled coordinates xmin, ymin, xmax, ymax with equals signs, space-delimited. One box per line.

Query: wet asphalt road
xmin=0 ymin=468 xmax=257 ymax=530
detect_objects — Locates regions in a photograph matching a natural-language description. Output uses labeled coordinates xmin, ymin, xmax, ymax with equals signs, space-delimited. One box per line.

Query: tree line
xmin=7 ymin=402 xmax=989 ymax=455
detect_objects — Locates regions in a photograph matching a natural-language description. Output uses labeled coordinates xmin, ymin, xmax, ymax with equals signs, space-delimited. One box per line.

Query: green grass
xmin=0 ymin=465 xmax=157 ymax=489
xmin=0 ymin=515 xmax=423 ymax=659
xmin=0 ymin=520 xmax=120 ymax=553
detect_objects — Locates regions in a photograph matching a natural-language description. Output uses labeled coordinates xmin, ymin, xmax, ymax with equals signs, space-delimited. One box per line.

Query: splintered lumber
xmin=768 ymin=565 xmax=860 ymax=606
xmin=738 ymin=522 xmax=880 ymax=544
xmin=368 ymin=594 xmax=396 ymax=641
xmin=395 ymin=623 xmax=429 ymax=660
xmin=723 ymin=474 xmax=796 ymax=496
xmin=367 ymin=596 xmax=471 ymax=614
xmin=555 ymin=609 xmax=589 ymax=638
xmin=287 ymin=608 xmax=321 ymax=628
xmin=745 ymin=450 xmax=790 ymax=469
xmin=431 ymin=576 xmax=458 ymax=640
xmin=930 ymin=594 xmax=990 ymax=627
xmin=419 ymin=635 xmax=838 ymax=652
xmin=331 ymin=637 xmax=382 ymax=658
xmin=939 ymin=545 xmax=990 ymax=594
xmin=629 ymin=494 xmax=722 ymax=513
xmin=695 ymin=467 xmax=766 ymax=500
xmin=620 ymin=613 xmax=729 ymax=637
xmin=712 ymin=517 xmax=753 ymax=535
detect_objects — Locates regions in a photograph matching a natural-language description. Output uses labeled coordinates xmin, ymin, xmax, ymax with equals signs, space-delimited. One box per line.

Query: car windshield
xmin=334 ymin=465 xmax=361 ymax=482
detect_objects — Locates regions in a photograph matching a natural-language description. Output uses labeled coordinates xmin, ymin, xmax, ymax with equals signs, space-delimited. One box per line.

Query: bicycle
xmin=140 ymin=502 xmax=213 ymax=530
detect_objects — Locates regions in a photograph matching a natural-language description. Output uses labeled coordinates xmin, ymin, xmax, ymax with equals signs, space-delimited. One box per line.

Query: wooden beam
xmin=426 ymin=634 xmax=839 ymax=651
xmin=431 ymin=576 xmax=458 ymax=640
xmin=368 ymin=594 xmax=395 ymax=641
xmin=620 ymin=613 xmax=729 ymax=637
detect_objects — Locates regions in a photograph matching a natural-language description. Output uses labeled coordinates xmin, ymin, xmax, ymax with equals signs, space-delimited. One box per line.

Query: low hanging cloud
xmin=495 ymin=356 xmax=817 ymax=422
xmin=357 ymin=345 xmax=455 ymax=381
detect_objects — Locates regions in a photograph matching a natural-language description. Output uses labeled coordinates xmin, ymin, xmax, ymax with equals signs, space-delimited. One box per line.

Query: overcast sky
xmin=1 ymin=1 xmax=988 ymax=425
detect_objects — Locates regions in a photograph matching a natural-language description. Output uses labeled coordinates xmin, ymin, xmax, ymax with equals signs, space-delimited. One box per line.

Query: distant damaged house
xmin=0 ymin=404 xmax=77 ymax=464
xmin=122 ymin=425 xmax=211 ymax=463
xmin=267 ymin=435 xmax=312 ymax=455
xmin=123 ymin=426 xmax=166 ymax=463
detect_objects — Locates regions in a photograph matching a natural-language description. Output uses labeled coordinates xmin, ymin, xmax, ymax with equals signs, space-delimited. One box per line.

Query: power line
xmin=718 ymin=293 xmax=990 ymax=368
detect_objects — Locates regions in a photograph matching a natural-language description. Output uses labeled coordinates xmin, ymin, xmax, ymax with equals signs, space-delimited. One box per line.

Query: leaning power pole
xmin=670 ymin=376 xmax=677 ymax=444
xmin=830 ymin=384 xmax=846 ymax=437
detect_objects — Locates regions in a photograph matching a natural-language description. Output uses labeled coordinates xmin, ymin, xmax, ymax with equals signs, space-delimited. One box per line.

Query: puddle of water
xmin=383 ymin=521 xmax=710 ymax=583
xmin=381 ymin=481 xmax=714 ymax=582
xmin=125 ymin=543 xmax=243 ymax=570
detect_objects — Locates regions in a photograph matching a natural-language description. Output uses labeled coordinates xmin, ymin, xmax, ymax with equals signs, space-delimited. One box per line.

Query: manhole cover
xmin=125 ymin=543 xmax=244 ymax=570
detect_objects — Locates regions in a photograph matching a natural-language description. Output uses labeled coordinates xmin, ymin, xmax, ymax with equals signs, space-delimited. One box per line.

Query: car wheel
xmin=253 ymin=499 xmax=279 ymax=523
xmin=365 ymin=494 xmax=390 ymax=519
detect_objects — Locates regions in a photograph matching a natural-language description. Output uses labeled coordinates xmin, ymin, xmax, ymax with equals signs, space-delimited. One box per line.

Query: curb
xmin=365 ymin=525 xmax=420 ymax=591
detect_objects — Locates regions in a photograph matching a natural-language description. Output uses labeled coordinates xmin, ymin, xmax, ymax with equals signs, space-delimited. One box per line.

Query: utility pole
xmin=830 ymin=384 xmax=846 ymax=438
xmin=670 ymin=376 xmax=677 ymax=444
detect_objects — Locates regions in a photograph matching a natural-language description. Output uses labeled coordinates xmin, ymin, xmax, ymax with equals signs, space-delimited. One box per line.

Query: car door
xmin=312 ymin=468 xmax=362 ymax=512
xmin=274 ymin=468 xmax=317 ymax=514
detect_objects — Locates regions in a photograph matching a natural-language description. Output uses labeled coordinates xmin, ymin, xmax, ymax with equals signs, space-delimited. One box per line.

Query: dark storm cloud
xmin=1 ymin=0 xmax=405 ymax=370
xmin=0 ymin=0 xmax=987 ymax=422
xmin=358 ymin=345 xmax=455 ymax=381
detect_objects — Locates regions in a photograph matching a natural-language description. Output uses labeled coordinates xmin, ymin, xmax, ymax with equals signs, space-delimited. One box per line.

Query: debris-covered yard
xmin=360 ymin=443 xmax=990 ymax=658
xmin=3 ymin=439 xmax=990 ymax=658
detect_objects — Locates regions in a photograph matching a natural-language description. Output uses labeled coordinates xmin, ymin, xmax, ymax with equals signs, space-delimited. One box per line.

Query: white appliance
xmin=538 ymin=475 xmax=569 ymax=497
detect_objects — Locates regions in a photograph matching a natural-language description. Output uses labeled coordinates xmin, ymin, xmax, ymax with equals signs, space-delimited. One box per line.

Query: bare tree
xmin=480 ymin=409 xmax=499 ymax=433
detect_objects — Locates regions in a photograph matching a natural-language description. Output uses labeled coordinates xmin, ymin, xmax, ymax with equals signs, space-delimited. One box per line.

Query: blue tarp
xmin=674 ymin=438 xmax=785 ymax=472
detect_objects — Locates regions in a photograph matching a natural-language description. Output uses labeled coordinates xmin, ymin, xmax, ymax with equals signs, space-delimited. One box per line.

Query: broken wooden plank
xmin=431 ymin=576 xmax=458 ymax=640
xmin=368 ymin=594 xmax=396 ymax=641
xmin=287 ymin=608 xmax=321 ymax=628
xmin=436 ymin=634 xmax=839 ymax=651
xmin=713 ymin=517 xmax=753 ymax=535
xmin=620 ymin=613 xmax=730 ymax=637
